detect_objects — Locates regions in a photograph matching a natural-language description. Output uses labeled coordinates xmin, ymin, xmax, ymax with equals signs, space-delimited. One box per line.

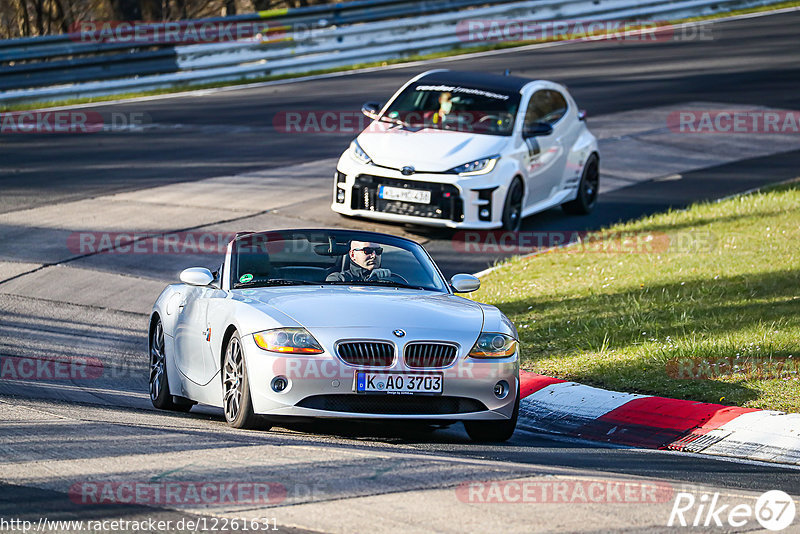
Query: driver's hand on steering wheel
xmin=368 ymin=268 xmax=392 ymax=280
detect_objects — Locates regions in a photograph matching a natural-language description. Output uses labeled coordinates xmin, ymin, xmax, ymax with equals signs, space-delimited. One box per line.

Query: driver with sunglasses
xmin=326 ymin=240 xmax=393 ymax=282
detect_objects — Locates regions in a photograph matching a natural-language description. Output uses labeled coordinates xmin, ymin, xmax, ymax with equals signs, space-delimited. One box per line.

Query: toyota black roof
xmin=417 ymin=70 xmax=534 ymax=93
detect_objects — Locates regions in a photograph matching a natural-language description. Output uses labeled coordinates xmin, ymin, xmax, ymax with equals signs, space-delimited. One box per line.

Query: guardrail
xmin=0 ymin=0 xmax=782 ymax=106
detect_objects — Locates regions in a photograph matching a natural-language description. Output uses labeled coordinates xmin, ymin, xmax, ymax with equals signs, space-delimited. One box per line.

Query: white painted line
xmin=23 ymin=6 xmax=800 ymax=113
xmin=0 ymin=378 xmax=148 ymax=399
xmin=629 ymin=446 xmax=800 ymax=471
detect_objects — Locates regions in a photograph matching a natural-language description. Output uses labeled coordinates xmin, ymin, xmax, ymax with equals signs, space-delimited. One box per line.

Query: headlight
xmin=350 ymin=140 xmax=372 ymax=165
xmin=449 ymin=155 xmax=500 ymax=176
xmin=468 ymin=332 xmax=517 ymax=358
xmin=253 ymin=328 xmax=324 ymax=355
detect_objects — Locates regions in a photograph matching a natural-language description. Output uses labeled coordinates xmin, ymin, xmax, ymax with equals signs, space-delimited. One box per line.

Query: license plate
xmin=378 ymin=185 xmax=431 ymax=204
xmin=355 ymin=372 xmax=442 ymax=395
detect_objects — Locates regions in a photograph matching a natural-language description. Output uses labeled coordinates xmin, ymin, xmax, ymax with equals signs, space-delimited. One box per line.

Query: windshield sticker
xmin=239 ymin=273 xmax=253 ymax=283
xmin=415 ymin=84 xmax=510 ymax=100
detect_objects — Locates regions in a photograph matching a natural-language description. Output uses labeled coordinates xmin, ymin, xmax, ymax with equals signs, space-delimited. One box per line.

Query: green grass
xmin=2 ymin=1 xmax=797 ymax=112
xmin=471 ymin=181 xmax=800 ymax=412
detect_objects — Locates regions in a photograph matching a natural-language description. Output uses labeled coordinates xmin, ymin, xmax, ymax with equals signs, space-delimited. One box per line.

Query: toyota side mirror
xmin=361 ymin=102 xmax=382 ymax=120
xmin=180 ymin=267 xmax=214 ymax=286
xmin=523 ymin=122 xmax=553 ymax=138
xmin=450 ymin=274 xmax=480 ymax=293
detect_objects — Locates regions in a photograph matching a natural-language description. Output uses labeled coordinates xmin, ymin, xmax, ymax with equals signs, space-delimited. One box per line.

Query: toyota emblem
xmin=393 ymin=329 xmax=406 ymax=338
xmin=401 ymin=166 xmax=415 ymax=176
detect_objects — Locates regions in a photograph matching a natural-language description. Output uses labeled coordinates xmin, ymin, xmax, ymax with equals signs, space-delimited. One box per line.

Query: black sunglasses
xmin=353 ymin=247 xmax=383 ymax=255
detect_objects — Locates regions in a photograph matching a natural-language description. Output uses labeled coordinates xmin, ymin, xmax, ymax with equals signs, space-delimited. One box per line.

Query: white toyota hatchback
xmin=332 ymin=69 xmax=599 ymax=230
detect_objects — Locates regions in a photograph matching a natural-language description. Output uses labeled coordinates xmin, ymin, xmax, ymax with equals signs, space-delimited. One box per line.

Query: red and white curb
xmin=518 ymin=371 xmax=800 ymax=466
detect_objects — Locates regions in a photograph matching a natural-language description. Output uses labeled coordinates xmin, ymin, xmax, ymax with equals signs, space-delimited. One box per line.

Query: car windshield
xmin=382 ymin=82 xmax=520 ymax=136
xmin=231 ymin=230 xmax=448 ymax=292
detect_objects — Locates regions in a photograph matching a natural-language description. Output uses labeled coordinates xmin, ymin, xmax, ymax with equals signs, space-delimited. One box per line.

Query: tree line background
xmin=0 ymin=0 xmax=332 ymax=39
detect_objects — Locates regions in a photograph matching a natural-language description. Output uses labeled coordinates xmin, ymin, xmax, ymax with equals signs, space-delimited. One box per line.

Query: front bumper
xmin=241 ymin=334 xmax=519 ymax=421
xmin=331 ymin=153 xmax=507 ymax=229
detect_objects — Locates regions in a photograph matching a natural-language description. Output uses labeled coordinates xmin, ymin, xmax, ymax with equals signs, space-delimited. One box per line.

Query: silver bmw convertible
xmin=148 ymin=229 xmax=520 ymax=441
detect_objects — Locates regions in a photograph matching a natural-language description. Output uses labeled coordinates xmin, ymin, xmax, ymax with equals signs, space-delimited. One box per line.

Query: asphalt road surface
xmin=1 ymin=9 xmax=799 ymax=534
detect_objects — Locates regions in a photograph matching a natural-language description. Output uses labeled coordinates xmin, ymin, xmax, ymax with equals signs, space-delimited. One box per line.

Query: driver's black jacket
xmin=325 ymin=263 xmax=391 ymax=282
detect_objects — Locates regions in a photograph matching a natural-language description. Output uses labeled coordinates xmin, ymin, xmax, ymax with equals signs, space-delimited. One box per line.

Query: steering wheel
xmin=477 ymin=114 xmax=501 ymax=124
xmin=476 ymin=114 xmax=510 ymax=132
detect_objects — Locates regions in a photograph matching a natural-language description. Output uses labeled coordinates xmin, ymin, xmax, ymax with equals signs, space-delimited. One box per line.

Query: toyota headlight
xmin=449 ymin=155 xmax=500 ymax=176
xmin=468 ymin=332 xmax=517 ymax=358
xmin=350 ymin=139 xmax=373 ymax=165
xmin=253 ymin=328 xmax=324 ymax=355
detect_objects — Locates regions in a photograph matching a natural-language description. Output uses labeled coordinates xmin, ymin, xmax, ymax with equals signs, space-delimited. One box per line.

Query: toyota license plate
xmin=378 ymin=185 xmax=431 ymax=204
xmin=355 ymin=372 xmax=442 ymax=395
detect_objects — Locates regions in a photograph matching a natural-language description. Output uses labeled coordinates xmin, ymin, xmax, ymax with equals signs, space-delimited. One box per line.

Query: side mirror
xmin=523 ymin=122 xmax=553 ymax=138
xmin=180 ymin=267 xmax=214 ymax=286
xmin=450 ymin=274 xmax=480 ymax=293
xmin=361 ymin=101 xmax=382 ymax=120
xmin=577 ymin=109 xmax=587 ymax=121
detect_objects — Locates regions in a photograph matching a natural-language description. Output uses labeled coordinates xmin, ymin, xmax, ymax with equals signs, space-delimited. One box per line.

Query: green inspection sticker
xmin=239 ymin=273 xmax=253 ymax=283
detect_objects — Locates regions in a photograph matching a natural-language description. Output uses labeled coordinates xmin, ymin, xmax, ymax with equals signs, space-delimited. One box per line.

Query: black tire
xmin=463 ymin=388 xmax=519 ymax=443
xmin=562 ymin=154 xmax=599 ymax=215
xmin=501 ymin=178 xmax=524 ymax=231
xmin=149 ymin=318 xmax=193 ymax=412
xmin=222 ymin=331 xmax=267 ymax=430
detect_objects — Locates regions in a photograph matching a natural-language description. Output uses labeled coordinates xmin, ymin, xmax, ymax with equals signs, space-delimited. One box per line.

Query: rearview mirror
xmin=450 ymin=274 xmax=480 ymax=293
xmin=180 ymin=267 xmax=214 ymax=286
xmin=361 ymin=101 xmax=382 ymax=120
xmin=523 ymin=122 xmax=553 ymax=138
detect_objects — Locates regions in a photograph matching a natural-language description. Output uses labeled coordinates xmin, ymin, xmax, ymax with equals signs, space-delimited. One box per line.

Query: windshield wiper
xmin=325 ymin=279 xmax=427 ymax=290
xmin=377 ymin=114 xmax=408 ymax=128
xmin=377 ymin=114 xmax=425 ymax=132
xmin=234 ymin=278 xmax=319 ymax=289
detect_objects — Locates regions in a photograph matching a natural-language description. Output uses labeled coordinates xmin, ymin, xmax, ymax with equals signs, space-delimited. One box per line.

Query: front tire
xmin=149 ymin=318 xmax=193 ymax=412
xmin=463 ymin=388 xmax=519 ymax=442
xmin=562 ymin=154 xmax=599 ymax=215
xmin=501 ymin=178 xmax=524 ymax=231
xmin=222 ymin=332 xmax=265 ymax=430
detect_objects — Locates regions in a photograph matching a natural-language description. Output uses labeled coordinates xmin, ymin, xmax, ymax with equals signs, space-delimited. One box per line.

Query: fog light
xmin=475 ymin=187 xmax=497 ymax=222
xmin=336 ymin=188 xmax=346 ymax=203
xmin=271 ymin=376 xmax=289 ymax=393
xmin=494 ymin=380 xmax=509 ymax=399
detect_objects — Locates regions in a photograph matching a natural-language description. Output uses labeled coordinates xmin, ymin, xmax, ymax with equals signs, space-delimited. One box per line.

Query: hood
xmin=236 ymin=286 xmax=484 ymax=333
xmin=357 ymin=121 xmax=507 ymax=172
